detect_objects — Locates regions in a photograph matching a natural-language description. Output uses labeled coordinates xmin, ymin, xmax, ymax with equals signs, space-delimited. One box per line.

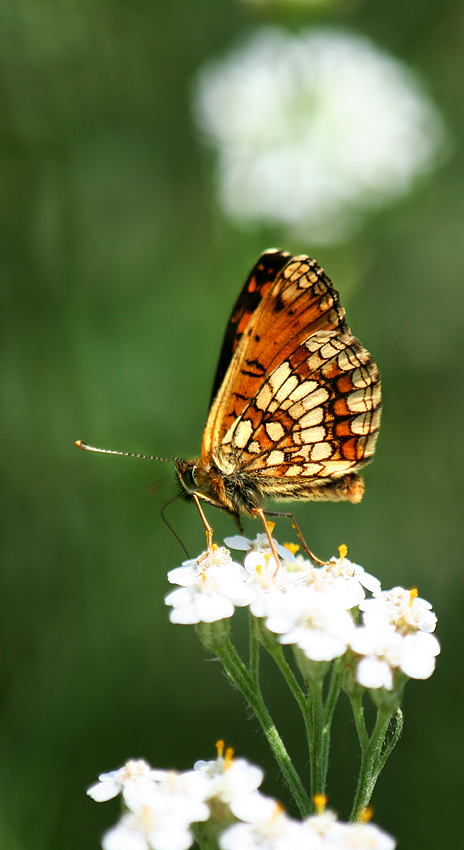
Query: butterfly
xmin=77 ymin=249 xmax=381 ymax=564
xmin=174 ymin=249 xmax=381 ymax=560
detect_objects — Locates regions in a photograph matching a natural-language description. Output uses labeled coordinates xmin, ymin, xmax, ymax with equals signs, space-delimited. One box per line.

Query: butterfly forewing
xmin=200 ymin=251 xmax=381 ymax=504
xmin=209 ymin=249 xmax=291 ymax=406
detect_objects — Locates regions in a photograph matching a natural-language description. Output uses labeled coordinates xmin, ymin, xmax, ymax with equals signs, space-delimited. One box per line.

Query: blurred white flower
xmin=303 ymin=814 xmax=396 ymax=849
xmin=399 ymin=630 xmax=440 ymax=679
xmin=165 ymin=546 xmax=255 ymax=623
xmin=350 ymin=617 xmax=439 ymax=689
xmin=123 ymin=770 xmax=210 ymax=825
xmin=193 ymin=27 xmax=446 ymax=243
xmin=279 ymin=594 xmax=356 ymax=661
xmin=87 ymin=759 xmax=158 ymax=804
xmin=219 ymin=801 xmax=313 ymax=850
xmin=351 ymin=624 xmax=404 ymax=690
xmin=360 ymin=586 xmax=437 ymax=634
xmin=101 ymin=805 xmax=195 ymax=850
xmin=194 ymin=746 xmax=264 ymax=817
xmin=93 ymin=764 xmax=210 ymax=850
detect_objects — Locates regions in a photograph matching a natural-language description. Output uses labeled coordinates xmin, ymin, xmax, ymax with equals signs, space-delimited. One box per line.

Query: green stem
xmin=350 ymin=706 xmax=395 ymax=821
xmin=350 ymin=692 xmax=368 ymax=749
xmin=266 ymin=644 xmax=307 ymax=714
xmin=377 ymin=707 xmax=403 ymax=775
xmin=215 ymin=638 xmax=311 ymax=817
xmin=307 ymin=679 xmax=325 ymax=800
xmin=249 ymin=624 xmax=260 ymax=686
xmin=320 ymin=659 xmax=341 ymax=783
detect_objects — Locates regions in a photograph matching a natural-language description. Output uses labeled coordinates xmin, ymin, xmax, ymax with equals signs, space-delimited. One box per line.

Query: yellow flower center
xmin=314 ymin=794 xmax=327 ymax=815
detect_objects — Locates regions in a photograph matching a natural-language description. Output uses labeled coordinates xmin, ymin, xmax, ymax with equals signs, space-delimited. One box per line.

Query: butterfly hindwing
xmin=226 ymin=330 xmax=380 ymax=478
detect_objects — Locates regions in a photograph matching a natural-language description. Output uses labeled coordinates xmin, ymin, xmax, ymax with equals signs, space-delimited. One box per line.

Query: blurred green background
xmin=1 ymin=1 xmax=463 ymax=847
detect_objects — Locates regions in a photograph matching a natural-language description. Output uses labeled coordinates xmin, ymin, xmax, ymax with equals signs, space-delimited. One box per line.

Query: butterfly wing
xmin=201 ymin=254 xmax=381 ymax=496
xmin=209 ymin=249 xmax=291 ymax=406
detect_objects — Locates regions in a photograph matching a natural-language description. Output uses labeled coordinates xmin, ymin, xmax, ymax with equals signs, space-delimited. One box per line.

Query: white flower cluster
xmin=166 ymin=535 xmax=440 ymax=689
xmin=88 ymin=750 xmax=396 ymax=850
xmin=192 ymin=27 xmax=446 ymax=243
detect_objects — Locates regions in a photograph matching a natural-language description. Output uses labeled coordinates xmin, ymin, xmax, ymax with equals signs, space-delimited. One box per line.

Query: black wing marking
xmin=209 ymin=249 xmax=291 ymax=406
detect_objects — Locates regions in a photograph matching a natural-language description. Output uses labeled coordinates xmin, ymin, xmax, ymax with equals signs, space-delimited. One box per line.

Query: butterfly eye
xmin=181 ymin=464 xmax=198 ymax=492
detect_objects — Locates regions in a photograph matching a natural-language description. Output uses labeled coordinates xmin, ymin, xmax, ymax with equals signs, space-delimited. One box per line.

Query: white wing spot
xmin=269 ymin=361 xmax=292 ymax=394
xmin=233 ymin=419 xmax=253 ymax=448
xmin=289 ymin=403 xmax=324 ymax=426
xmin=265 ymin=422 xmax=285 ymax=442
xmin=289 ymin=380 xmax=319 ymax=402
xmin=311 ymin=442 xmax=333 ymax=461
xmin=300 ymin=426 xmax=326 ymax=443
xmin=255 ymin=382 xmax=273 ymax=411
xmin=348 ymin=385 xmax=381 ymax=413
xmin=299 ymin=389 xmax=330 ymax=424
xmin=320 ymin=341 xmax=340 ymax=360
xmin=266 ymin=450 xmax=285 ymax=466
xmin=351 ymin=366 xmax=372 ymax=388
xmin=275 ymin=375 xmax=299 ymax=403
xmin=285 ymin=465 xmax=303 ymax=476
xmin=303 ymin=463 xmax=323 ymax=476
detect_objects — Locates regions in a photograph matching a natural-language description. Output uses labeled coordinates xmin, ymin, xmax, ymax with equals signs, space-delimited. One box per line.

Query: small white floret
xmin=87 ymin=759 xmax=158 ymax=804
xmin=165 ymin=547 xmax=255 ymax=624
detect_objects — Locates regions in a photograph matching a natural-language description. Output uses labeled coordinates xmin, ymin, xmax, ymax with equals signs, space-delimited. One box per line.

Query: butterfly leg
xmin=251 ymin=508 xmax=281 ymax=572
xmin=192 ymin=493 xmax=214 ymax=553
xmin=262 ymin=509 xmax=326 ymax=566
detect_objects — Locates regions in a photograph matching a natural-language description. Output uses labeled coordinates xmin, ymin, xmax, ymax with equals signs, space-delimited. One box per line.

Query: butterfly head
xmin=175 ymin=456 xmax=264 ymax=520
xmin=175 ymin=458 xmax=201 ymax=498
xmin=175 ymin=457 xmax=236 ymax=510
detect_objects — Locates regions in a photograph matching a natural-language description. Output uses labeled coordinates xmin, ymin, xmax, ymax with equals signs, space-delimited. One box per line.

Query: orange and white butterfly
xmin=78 ymin=250 xmax=381 ymax=563
xmin=175 ymin=250 xmax=381 ymax=555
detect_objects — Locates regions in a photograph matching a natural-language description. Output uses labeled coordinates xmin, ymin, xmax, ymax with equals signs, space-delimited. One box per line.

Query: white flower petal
xmin=102 ymin=825 xmax=148 ymax=850
xmin=169 ymin=602 xmax=200 ymax=625
xmin=356 ymin=656 xmax=393 ymax=690
xmin=230 ymin=790 xmax=275 ymax=823
xmin=146 ymin=826 xmax=194 ymax=850
xmin=87 ymin=779 xmax=122 ymax=802
xmin=223 ymin=535 xmax=252 ymax=550
xmin=195 ymin=594 xmax=234 ymax=622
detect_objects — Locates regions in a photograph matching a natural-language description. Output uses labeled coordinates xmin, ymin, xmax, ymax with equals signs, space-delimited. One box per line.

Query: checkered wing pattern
xmin=201 ymin=252 xmax=381 ymax=502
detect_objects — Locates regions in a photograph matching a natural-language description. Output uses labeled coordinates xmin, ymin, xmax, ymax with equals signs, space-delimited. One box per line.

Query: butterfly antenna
xmin=161 ymin=494 xmax=190 ymax=559
xmin=75 ymin=440 xmax=175 ymax=463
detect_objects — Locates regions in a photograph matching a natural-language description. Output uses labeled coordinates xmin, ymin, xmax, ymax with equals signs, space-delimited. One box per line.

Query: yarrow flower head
xmin=324 ymin=546 xmax=382 ymax=603
xmin=360 ymin=586 xmax=437 ymax=634
xmin=352 ymin=585 xmax=440 ymax=688
xmin=192 ymin=27 xmax=446 ymax=243
xmin=279 ymin=595 xmax=356 ymax=664
xmin=88 ymin=753 xmax=397 ymax=850
xmin=194 ymin=740 xmax=265 ymax=819
xmin=165 ymin=545 xmax=256 ymax=624
xmin=87 ymin=760 xmax=160 ymax=805
xmin=164 ymin=535 xmax=439 ymax=691
xmin=89 ymin=760 xmax=210 ymax=850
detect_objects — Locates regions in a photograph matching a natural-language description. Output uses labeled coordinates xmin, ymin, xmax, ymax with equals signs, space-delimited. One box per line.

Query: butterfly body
xmin=176 ymin=250 xmax=381 ymax=529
